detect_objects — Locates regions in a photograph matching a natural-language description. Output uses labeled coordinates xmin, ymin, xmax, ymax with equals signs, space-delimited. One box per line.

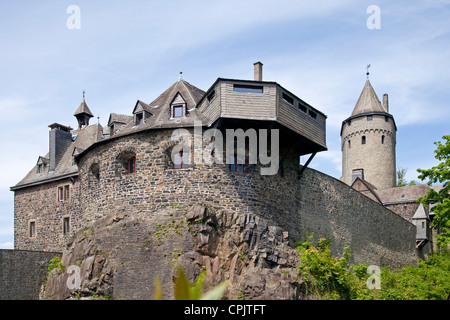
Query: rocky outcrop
xmin=41 ymin=204 xmax=312 ymax=300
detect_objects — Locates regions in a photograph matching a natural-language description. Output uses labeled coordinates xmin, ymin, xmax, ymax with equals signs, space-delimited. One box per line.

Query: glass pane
xmin=173 ymin=106 xmax=183 ymax=118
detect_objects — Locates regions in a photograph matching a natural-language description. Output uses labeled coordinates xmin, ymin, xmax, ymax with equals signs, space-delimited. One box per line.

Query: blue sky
xmin=0 ymin=1 xmax=449 ymax=249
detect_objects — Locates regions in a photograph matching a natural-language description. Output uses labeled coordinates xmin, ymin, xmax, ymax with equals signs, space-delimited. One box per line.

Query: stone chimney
xmin=254 ymin=62 xmax=263 ymax=81
xmin=48 ymin=123 xmax=73 ymax=171
xmin=383 ymin=93 xmax=389 ymax=113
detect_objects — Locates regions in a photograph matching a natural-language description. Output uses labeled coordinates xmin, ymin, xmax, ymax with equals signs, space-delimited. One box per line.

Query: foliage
xmin=397 ymin=168 xmax=418 ymax=187
xmin=296 ymin=234 xmax=450 ymax=300
xmin=296 ymin=234 xmax=353 ymax=299
xmin=47 ymin=256 xmax=65 ymax=275
xmin=417 ymin=135 xmax=450 ymax=247
xmin=153 ymin=267 xmax=228 ymax=300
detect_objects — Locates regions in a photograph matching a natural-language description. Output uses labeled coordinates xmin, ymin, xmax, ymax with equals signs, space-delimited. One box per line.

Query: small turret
xmin=74 ymin=91 xmax=93 ymax=129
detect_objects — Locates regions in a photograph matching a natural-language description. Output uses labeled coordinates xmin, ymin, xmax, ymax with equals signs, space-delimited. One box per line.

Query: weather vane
xmin=82 ymin=90 xmax=86 ymax=100
xmin=366 ymin=64 xmax=371 ymax=79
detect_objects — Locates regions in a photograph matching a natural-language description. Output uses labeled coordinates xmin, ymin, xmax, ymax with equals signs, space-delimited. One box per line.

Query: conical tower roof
xmin=74 ymin=98 xmax=94 ymax=117
xmin=351 ymin=79 xmax=387 ymax=116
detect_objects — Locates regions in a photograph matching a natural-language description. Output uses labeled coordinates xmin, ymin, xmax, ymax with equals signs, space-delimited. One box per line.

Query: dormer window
xmin=170 ymin=93 xmax=187 ymax=119
xmin=135 ymin=113 xmax=144 ymax=126
xmin=110 ymin=124 xmax=115 ymax=136
xmin=172 ymin=105 xmax=184 ymax=118
xmin=37 ymin=163 xmax=44 ymax=174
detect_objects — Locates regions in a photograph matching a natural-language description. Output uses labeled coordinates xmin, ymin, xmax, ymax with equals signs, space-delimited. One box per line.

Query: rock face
xmin=41 ymin=204 xmax=312 ymax=300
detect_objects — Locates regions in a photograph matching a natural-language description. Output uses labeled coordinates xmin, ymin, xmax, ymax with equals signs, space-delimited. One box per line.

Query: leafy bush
xmin=296 ymin=234 xmax=450 ymax=300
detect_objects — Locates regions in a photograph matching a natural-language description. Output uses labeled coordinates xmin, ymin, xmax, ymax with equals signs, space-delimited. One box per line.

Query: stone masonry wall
xmin=14 ymin=178 xmax=81 ymax=252
xmin=76 ymin=127 xmax=417 ymax=268
xmin=0 ymin=250 xmax=61 ymax=300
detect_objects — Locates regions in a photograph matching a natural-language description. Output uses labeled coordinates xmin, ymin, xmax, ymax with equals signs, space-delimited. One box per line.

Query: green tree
xmin=397 ymin=168 xmax=418 ymax=187
xmin=417 ymin=135 xmax=450 ymax=248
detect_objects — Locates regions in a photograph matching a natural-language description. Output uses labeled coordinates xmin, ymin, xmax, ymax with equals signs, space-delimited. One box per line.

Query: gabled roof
xmin=108 ymin=113 xmax=133 ymax=126
xmin=412 ymin=203 xmax=430 ymax=220
xmin=351 ymin=80 xmax=387 ymax=116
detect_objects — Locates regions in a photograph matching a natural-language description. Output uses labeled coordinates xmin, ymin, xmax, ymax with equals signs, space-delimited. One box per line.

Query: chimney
xmin=352 ymin=169 xmax=364 ymax=184
xmin=383 ymin=93 xmax=389 ymax=113
xmin=48 ymin=123 xmax=73 ymax=171
xmin=253 ymin=61 xmax=263 ymax=81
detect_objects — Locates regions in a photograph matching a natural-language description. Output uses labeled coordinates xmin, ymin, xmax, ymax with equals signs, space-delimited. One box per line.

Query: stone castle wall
xmin=0 ymin=250 xmax=61 ymax=300
xmin=14 ymin=178 xmax=82 ymax=252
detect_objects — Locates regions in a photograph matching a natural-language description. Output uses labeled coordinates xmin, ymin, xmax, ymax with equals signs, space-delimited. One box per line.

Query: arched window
xmin=362 ymin=136 xmax=366 ymax=145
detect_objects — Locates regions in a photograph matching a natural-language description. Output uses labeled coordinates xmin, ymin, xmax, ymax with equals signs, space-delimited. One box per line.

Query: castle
xmin=9 ymin=63 xmax=429 ymax=287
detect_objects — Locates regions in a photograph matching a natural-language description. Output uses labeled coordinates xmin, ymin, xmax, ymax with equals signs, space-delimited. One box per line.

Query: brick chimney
xmin=383 ymin=93 xmax=389 ymax=113
xmin=254 ymin=62 xmax=263 ymax=81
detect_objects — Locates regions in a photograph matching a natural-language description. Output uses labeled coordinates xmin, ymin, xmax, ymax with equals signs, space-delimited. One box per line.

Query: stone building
xmin=10 ymin=63 xmax=421 ymax=282
xmin=341 ymin=71 xmax=438 ymax=257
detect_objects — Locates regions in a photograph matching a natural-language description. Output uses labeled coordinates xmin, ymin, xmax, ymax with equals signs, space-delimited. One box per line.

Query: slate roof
xmin=12 ymin=79 xmax=206 ymax=190
xmin=11 ymin=123 xmax=104 ymax=190
xmin=107 ymin=79 xmax=206 ymax=139
xmin=74 ymin=99 xmax=94 ymax=117
xmin=351 ymin=80 xmax=387 ymax=116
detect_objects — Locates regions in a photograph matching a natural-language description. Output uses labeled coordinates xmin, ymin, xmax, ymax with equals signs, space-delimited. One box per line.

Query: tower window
xmin=229 ymin=155 xmax=244 ymax=172
xmin=367 ymin=115 xmax=373 ymax=121
xmin=64 ymin=185 xmax=70 ymax=201
xmin=233 ymin=84 xmax=263 ymax=93
xmin=362 ymin=136 xmax=366 ymax=144
xmin=385 ymin=116 xmax=389 ymax=122
xmin=348 ymin=140 xmax=351 ymax=149
xmin=29 ymin=221 xmax=36 ymax=238
xmin=282 ymin=93 xmax=294 ymax=105
xmin=63 ymin=217 xmax=70 ymax=235
xmin=381 ymin=135 xmax=385 ymax=144
xmin=127 ymin=156 xmax=136 ymax=173
xmin=173 ymin=150 xmax=189 ymax=169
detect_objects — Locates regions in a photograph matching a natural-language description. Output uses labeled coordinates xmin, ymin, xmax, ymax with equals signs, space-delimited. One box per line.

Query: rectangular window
xmin=385 ymin=116 xmax=389 ymax=122
xmin=37 ymin=164 xmax=44 ymax=173
xmin=58 ymin=186 xmax=64 ymax=202
xmin=128 ymin=157 xmax=136 ymax=173
xmin=135 ymin=113 xmax=143 ymax=126
xmin=299 ymin=105 xmax=307 ymax=113
xmin=29 ymin=221 xmax=35 ymax=238
xmin=64 ymin=185 xmax=70 ymax=201
xmin=282 ymin=93 xmax=294 ymax=105
xmin=110 ymin=124 xmax=114 ymax=136
xmin=207 ymin=89 xmax=215 ymax=102
xmin=367 ymin=115 xmax=373 ymax=121
xmin=173 ymin=150 xmax=189 ymax=169
xmin=229 ymin=155 xmax=244 ymax=172
xmin=233 ymin=84 xmax=263 ymax=93
xmin=63 ymin=217 xmax=70 ymax=235
xmin=173 ymin=105 xmax=184 ymax=118
xmin=362 ymin=136 xmax=366 ymax=144
xmin=308 ymin=110 xmax=317 ymax=119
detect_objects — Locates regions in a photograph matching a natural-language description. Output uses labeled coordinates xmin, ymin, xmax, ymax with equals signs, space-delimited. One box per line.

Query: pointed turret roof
xmin=351 ymin=79 xmax=387 ymax=116
xmin=74 ymin=98 xmax=94 ymax=117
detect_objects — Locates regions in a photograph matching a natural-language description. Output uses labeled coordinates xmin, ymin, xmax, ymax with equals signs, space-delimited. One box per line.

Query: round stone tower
xmin=340 ymin=76 xmax=397 ymax=190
